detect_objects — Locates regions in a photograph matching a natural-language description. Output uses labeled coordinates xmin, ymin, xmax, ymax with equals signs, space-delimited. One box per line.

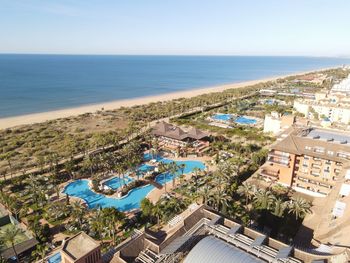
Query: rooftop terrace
xmin=62 ymin=232 xmax=100 ymax=261
xmin=111 ymin=205 xmax=344 ymax=263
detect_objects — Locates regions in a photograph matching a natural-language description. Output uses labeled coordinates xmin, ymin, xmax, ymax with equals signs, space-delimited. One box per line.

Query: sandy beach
xmin=0 ymin=68 xmax=332 ymax=130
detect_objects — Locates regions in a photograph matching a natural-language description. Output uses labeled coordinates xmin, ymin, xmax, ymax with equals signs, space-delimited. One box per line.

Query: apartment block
xmin=294 ymin=91 xmax=350 ymax=125
xmin=263 ymin=112 xmax=295 ymax=135
xmin=258 ymin=127 xmax=350 ymax=196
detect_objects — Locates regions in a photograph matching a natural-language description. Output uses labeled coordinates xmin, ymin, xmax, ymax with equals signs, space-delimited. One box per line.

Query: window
xmin=327 ymin=151 xmax=334 ymax=156
xmin=280 ymin=152 xmax=290 ymax=157
xmin=337 ymin=152 xmax=350 ymax=160
xmin=301 ymin=167 xmax=308 ymax=173
xmin=314 ymin=147 xmax=325 ymax=154
xmin=302 ymin=159 xmax=309 ymax=167
xmin=305 ymin=146 xmax=312 ymax=151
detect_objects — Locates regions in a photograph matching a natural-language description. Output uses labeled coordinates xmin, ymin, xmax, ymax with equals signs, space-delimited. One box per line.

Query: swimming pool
xmin=212 ymin=113 xmax=233 ymax=122
xmin=104 ymin=175 xmax=133 ymax=190
xmin=47 ymin=252 xmax=61 ymax=263
xmin=143 ymin=152 xmax=162 ymax=161
xmin=104 ymin=163 xmax=155 ymax=190
xmin=63 ymin=158 xmax=205 ymax=211
xmin=234 ymin=116 xmax=257 ymax=125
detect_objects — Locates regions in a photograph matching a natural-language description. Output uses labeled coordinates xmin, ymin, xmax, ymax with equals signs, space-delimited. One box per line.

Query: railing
xmin=268 ymin=157 xmax=289 ymax=167
xmin=268 ymin=151 xmax=290 ymax=159
xmin=260 ymin=169 xmax=279 ymax=179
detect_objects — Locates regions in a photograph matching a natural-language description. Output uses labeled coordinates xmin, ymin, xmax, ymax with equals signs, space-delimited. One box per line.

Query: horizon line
xmin=0 ymin=53 xmax=349 ymax=59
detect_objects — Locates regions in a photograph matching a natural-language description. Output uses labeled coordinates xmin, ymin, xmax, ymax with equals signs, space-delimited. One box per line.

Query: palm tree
xmin=64 ymin=160 xmax=75 ymax=180
xmin=232 ymin=157 xmax=245 ymax=177
xmin=153 ymin=203 xmax=163 ymax=228
xmin=288 ymin=197 xmax=311 ymax=220
xmin=158 ymin=163 xmax=169 ymax=193
xmin=192 ymin=167 xmax=202 ymax=194
xmin=179 ymin=163 xmax=186 ymax=176
xmin=31 ymin=243 xmax=49 ymax=262
xmin=208 ymin=190 xmax=231 ymax=213
xmin=237 ymin=182 xmax=255 ymax=207
xmin=70 ymin=200 xmax=85 ymax=228
xmin=0 ymin=226 xmax=23 ymax=263
xmin=90 ymin=209 xmax=104 ymax=240
xmin=198 ymin=185 xmax=211 ymax=205
xmin=100 ymin=208 xmax=125 ymax=245
xmin=26 ymin=175 xmax=47 ymax=207
xmin=272 ymin=197 xmax=288 ymax=218
xmin=169 ymin=162 xmax=179 ymax=188
xmin=253 ymin=189 xmax=274 ymax=210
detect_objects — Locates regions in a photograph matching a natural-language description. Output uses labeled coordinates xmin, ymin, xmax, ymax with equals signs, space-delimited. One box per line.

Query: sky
xmin=0 ymin=0 xmax=350 ymax=56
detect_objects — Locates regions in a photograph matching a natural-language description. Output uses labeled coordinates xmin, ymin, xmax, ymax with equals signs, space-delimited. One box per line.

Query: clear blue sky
xmin=1 ymin=0 xmax=349 ymax=56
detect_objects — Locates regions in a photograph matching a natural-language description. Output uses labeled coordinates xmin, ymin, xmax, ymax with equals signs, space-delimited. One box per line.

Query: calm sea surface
xmin=0 ymin=55 xmax=349 ymax=118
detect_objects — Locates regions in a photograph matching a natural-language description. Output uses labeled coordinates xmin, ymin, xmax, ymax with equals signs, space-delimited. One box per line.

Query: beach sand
xmin=0 ymin=68 xmax=332 ymax=130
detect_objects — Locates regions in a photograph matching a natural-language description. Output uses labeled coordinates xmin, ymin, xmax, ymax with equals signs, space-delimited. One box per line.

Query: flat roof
xmin=271 ymin=127 xmax=350 ymax=162
xmin=307 ymin=129 xmax=350 ymax=145
xmin=183 ymin=236 xmax=263 ymax=263
xmin=62 ymin=232 xmax=100 ymax=260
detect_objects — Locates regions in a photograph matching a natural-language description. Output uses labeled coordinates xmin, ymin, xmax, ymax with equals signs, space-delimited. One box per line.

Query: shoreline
xmin=0 ymin=67 xmax=335 ymax=129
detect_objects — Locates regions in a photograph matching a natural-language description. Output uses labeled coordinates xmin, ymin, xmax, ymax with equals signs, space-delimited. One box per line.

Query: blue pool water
xmin=234 ymin=116 xmax=257 ymax=125
xmin=138 ymin=163 xmax=155 ymax=173
xmin=104 ymin=163 xmax=155 ymax=190
xmin=104 ymin=175 xmax=133 ymax=190
xmin=212 ymin=113 xmax=233 ymax=122
xmin=63 ymin=158 xmax=205 ymax=211
xmin=265 ymin=99 xmax=274 ymax=105
xmin=143 ymin=153 xmax=162 ymax=162
xmin=47 ymin=252 xmax=61 ymax=263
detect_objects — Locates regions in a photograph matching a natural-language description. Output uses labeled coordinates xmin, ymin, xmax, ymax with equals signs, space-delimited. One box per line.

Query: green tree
xmin=237 ymin=182 xmax=255 ymax=207
xmin=0 ymin=226 xmax=23 ymax=263
xmin=253 ymin=189 xmax=274 ymax=210
xmin=31 ymin=243 xmax=49 ymax=262
xmin=272 ymin=197 xmax=288 ymax=218
xmin=288 ymin=197 xmax=311 ymax=220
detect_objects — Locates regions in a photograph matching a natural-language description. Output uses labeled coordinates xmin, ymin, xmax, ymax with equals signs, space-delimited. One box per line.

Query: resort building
xmin=331 ymin=74 xmax=350 ymax=95
xmin=263 ymin=112 xmax=296 ymax=135
xmin=110 ymin=204 xmax=347 ymax=262
xmin=151 ymin=121 xmax=210 ymax=156
xmin=61 ymin=232 xmax=102 ymax=263
xmin=293 ymin=73 xmax=327 ymax=85
xmin=258 ymin=127 xmax=350 ymax=196
xmin=293 ymin=91 xmax=350 ymax=125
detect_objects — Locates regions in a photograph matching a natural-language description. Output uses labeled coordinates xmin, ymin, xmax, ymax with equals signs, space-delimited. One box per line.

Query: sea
xmin=0 ymin=55 xmax=349 ymax=118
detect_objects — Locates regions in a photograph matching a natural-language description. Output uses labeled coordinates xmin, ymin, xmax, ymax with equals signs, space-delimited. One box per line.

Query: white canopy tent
xmin=339 ymin=184 xmax=350 ymax=197
xmin=345 ymin=170 xmax=350 ymax=180
xmin=332 ymin=201 xmax=346 ymax=218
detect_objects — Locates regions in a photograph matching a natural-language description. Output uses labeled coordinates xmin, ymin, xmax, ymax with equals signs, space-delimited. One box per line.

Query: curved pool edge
xmin=62 ymin=159 xmax=205 ymax=211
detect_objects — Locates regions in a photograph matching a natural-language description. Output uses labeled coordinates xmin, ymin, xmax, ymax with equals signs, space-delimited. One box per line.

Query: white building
xmin=331 ymin=74 xmax=350 ymax=94
xmin=294 ymin=90 xmax=350 ymax=125
xmin=263 ymin=112 xmax=295 ymax=135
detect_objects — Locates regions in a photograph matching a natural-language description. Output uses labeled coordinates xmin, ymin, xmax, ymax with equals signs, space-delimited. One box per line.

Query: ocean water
xmin=0 ymin=55 xmax=349 ymax=118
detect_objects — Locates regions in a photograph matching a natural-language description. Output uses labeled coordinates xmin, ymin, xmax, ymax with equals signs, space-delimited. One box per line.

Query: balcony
xmin=260 ymin=169 xmax=279 ymax=180
xmin=268 ymin=157 xmax=290 ymax=167
xmin=268 ymin=151 xmax=290 ymax=159
xmin=296 ymin=173 xmax=335 ymax=186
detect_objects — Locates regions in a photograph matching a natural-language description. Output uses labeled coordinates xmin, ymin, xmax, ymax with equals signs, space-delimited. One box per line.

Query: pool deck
xmin=147 ymin=155 xmax=214 ymax=204
xmin=60 ymin=154 xmax=210 ymax=213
